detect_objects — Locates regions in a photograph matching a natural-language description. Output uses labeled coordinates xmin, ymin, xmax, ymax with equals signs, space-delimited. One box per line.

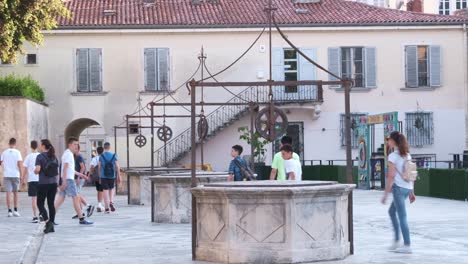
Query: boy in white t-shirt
xmin=22 ymin=140 xmax=41 ymax=223
xmin=0 ymin=138 xmax=23 ymax=217
xmin=281 ymin=144 xmax=302 ymax=181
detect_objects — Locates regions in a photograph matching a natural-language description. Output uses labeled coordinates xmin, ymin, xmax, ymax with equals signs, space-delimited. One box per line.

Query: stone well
xmin=126 ymin=168 xmax=190 ymax=205
xmin=150 ymin=172 xmax=228 ymax=223
xmin=191 ymin=181 xmax=355 ymax=264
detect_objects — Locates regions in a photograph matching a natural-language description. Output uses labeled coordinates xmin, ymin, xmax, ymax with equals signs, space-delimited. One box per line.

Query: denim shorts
xmin=59 ymin=179 xmax=78 ymax=197
xmin=4 ymin=177 xmax=20 ymax=192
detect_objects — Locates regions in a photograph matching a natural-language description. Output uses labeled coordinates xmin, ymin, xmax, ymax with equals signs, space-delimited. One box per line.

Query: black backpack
xmin=101 ymin=153 xmax=116 ymax=178
xmin=42 ymin=153 xmax=59 ymax=178
xmin=233 ymin=158 xmax=256 ymax=181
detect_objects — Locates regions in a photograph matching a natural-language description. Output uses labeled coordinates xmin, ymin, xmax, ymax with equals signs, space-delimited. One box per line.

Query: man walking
xmin=269 ymin=136 xmax=300 ymax=181
xmin=54 ymin=137 xmax=93 ymax=225
xmin=89 ymin=146 xmax=105 ymax=212
xmin=98 ymin=142 xmax=120 ymax=213
xmin=228 ymin=145 xmax=248 ymax=181
xmin=1 ymin=138 xmax=23 ymax=217
xmin=22 ymin=140 xmax=40 ymax=222
xmin=72 ymin=145 xmax=94 ymax=219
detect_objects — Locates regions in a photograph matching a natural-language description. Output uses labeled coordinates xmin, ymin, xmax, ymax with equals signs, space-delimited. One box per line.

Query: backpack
xmin=101 ymin=153 xmax=116 ymax=178
xmin=90 ymin=157 xmax=100 ymax=182
xmin=233 ymin=158 xmax=256 ymax=181
xmin=42 ymin=153 xmax=59 ymax=178
xmin=395 ymin=157 xmax=418 ymax=182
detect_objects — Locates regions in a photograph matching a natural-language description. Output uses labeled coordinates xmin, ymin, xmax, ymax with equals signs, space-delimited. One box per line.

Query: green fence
xmin=257 ymin=165 xmax=468 ymax=201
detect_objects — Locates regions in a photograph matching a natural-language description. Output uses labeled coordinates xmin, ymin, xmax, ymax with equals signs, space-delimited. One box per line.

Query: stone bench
xmin=150 ymin=172 xmax=229 ymax=223
xmin=126 ymin=168 xmax=190 ymax=205
xmin=191 ymin=180 xmax=355 ymax=264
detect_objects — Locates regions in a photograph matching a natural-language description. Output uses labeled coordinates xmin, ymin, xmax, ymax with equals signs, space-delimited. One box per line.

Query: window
xmin=328 ymin=47 xmax=376 ymax=89
xmin=129 ymin=123 xmax=140 ymax=134
xmin=284 ymin=49 xmax=298 ymax=93
xmin=25 ymin=54 xmax=37 ymax=65
xmin=405 ymin=112 xmax=434 ymax=147
xmin=76 ymin=48 xmax=102 ymax=92
xmin=144 ymin=48 xmax=170 ymax=91
xmin=456 ymin=0 xmax=467 ymax=9
xmin=372 ymin=0 xmax=386 ymax=7
xmin=340 ymin=113 xmax=367 ymax=148
xmin=405 ymin=45 xmax=441 ymax=88
xmin=439 ymin=0 xmax=450 ymax=14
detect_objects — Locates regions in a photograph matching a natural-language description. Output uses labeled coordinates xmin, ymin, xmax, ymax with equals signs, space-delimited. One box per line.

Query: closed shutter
xmin=299 ymin=48 xmax=316 ymax=81
xmin=405 ymin=46 xmax=418 ymax=88
xmin=157 ymin=48 xmax=170 ymax=91
xmin=429 ymin=45 xmax=441 ymax=87
xmin=76 ymin=49 xmax=89 ymax=92
xmin=364 ymin=47 xmax=377 ymax=88
xmin=89 ymin=49 xmax=102 ymax=92
xmin=272 ymin=47 xmax=285 ymax=82
xmin=328 ymin=47 xmax=341 ymax=88
xmin=145 ymin=48 xmax=157 ymax=91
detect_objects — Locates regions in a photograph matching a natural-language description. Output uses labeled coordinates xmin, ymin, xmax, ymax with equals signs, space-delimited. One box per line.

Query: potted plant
xmin=238 ymin=126 xmax=269 ymax=166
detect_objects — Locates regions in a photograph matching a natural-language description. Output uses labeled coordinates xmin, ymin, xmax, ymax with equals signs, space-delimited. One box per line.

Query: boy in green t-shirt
xmin=269 ymin=136 xmax=300 ymax=181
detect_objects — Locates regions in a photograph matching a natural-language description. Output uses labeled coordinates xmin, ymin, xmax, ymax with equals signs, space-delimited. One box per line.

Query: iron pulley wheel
xmin=134 ymin=134 xmax=147 ymax=148
xmin=255 ymin=106 xmax=288 ymax=141
xmin=157 ymin=126 xmax=173 ymax=142
xmin=197 ymin=116 xmax=209 ymax=140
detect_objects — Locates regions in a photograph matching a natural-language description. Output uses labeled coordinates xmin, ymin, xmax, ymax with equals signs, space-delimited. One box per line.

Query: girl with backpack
xmin=34 ymin=139 xmax=59 ymax=233
xmin=381 ymin=131 xmax=414 ymax=254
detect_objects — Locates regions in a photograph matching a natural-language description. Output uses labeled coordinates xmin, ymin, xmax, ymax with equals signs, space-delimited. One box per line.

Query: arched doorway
xmin=64 ymin=118 xmax=106 ymax=167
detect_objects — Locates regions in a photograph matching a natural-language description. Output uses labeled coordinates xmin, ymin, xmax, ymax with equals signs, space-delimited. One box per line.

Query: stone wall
xmin=0 ymin=97 xmax=49 ymax=191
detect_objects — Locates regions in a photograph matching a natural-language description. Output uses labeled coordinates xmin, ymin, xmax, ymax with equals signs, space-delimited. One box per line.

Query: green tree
xmin=0 ymin=0 xmax=70 ymax=63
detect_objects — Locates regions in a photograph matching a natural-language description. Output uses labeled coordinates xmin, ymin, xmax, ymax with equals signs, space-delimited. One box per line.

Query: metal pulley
xmin=197 ymin=115 xmax=209 ymax=140
xmin=255 ymin=106 xmax=288 ymax=141
xmin=157 ymin=125 xmax=173 ymax=142
xmin=134 ymin=134 xmax=147 ymax=148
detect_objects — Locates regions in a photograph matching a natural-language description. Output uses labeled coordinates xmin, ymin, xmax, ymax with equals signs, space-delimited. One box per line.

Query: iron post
xmin=344 ymin=80 xmax=354 ymax=255
xmin=190 ymin=80 xmax=197 ymax=260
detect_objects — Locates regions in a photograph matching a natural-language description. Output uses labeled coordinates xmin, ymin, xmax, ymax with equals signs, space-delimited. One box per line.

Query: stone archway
xmin=64 ymin=118 xmax=100 ymax=141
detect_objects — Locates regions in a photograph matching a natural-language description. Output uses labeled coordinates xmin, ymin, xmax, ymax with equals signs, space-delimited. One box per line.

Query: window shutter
xmin=145 ymin=48 xmax=157 ymax=91
xmin=89 ymin=49 xmax=102 ymax=92
xmin=272 ymin=47 xmax=285 ymax=81
xmin=364 ymin=47 xmax=377 ymax=88
xmin=157 ymin=48 xmax=170 ymax=91
xmin=405 ymin=46 xmax=418 ymax=88
xmin=76 ymin=49 xmax=89 ymax=92
xmin=429 ymin=45 xmax=441 ymax=87
xmin=298 ymin=48 xmax=316 ymax=81
xmin=328 ymin=47 xmax=341 ymax=88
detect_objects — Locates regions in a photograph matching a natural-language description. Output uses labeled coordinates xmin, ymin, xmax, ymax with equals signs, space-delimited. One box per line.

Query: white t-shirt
xmin=61 ymin=149 xmax=75 ymax=180
xmin=388 ymin=150 xmax=413 ymax=190
xmin=1 ymin=148 xmax=23 ymax=178
xmin=90 ymin=156 xmax=99 ymax=167
xmin=23 ymin=152 xmax=40 ymax=182
xmin=284 ymin=159 xmax=302 ymax=181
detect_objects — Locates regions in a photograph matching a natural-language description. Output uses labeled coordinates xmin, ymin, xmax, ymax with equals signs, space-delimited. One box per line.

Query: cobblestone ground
xmin=0 ymin=187 xmax=467 ymax=264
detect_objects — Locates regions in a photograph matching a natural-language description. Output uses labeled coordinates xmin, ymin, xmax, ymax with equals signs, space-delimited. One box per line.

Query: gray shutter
xmin=328 ymin=47 xmax=341 ymax=88
xmin=405 ymin=46 xmax=418 ymax=88
xmin=429 ymin=45 xmax=441 ymax=87
xmin=76 ymin=49 xmax=89 ymax=92
xmin=157 ymin=48 xmax=170 ymax=91
xmin=364 ymin=47 xmax=377 ymax=88
xmin=272 ymin=47 xmax=285 ymax=81
xmin=299 ymin=48 xmax=316 ymax=81
xmin=145 ymin=49 xmax=157 ymax=91
xmin=89 ymin=49 xmax=102 ymax=92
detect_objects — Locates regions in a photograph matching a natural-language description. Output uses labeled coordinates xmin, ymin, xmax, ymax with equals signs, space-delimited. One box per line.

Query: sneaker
xmin=13 ymin=211 xmax=20 ymax=217
xmin=51 ymin=221 xmax=59 ymax=226
xmin=72 ymin=213 xmax=85 ymax=219
xmin=97 ymin=207 xmax=102 ymax=213
xmin=395 ymin=245 xmax=412 ymax=254
xmin=31 ymin=217 xmax=39 ymax=223
xmin=86 ymin=205 xmax=95 ymax=217
xmin=8 ymin=211 xmax=13 ymax=217
xmin=44 ymin=221 xmax=55 ymax=234
xmin=109 ymin=202 xmax=115 ymax=212
xmin=79 ymin=219 xmax=94 ymax=225
xmin=388 ymin=241 xmax=402 ymax=251
xmin=105 ymin=208 xmax=110 ymax=214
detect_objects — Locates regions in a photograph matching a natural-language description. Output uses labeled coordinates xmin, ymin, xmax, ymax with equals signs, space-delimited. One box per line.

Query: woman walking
xmin=381 ymin=131 xmax=413 ymax=254
xmin=34 ymin=139 xmax=59 ymax=233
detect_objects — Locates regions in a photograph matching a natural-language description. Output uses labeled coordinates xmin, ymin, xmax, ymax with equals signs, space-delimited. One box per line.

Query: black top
xmin=35 ymin=152 xmax=58 ymax=185
xmin=74 ymin=154 xmax=84 ymax=179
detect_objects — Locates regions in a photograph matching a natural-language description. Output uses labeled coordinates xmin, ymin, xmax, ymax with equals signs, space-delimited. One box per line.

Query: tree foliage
xmin=0 ymin=0 xmax=71 ymax=63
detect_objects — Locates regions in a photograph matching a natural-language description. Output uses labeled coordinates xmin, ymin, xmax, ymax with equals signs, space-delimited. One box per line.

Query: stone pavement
xmin=0 ymin=187 xmax=467 ymax=264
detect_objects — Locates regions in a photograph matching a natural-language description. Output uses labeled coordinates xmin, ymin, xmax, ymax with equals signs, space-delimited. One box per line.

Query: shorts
xmin=95 ymin=181 xmax=103 ymax=192
xmin=4 ymin=177 xmax=20 ymax=192
xmin=59 ymin=179 xmax=78 ymax=197
xmin=28 ymin=182 xmax=39 ymax=197
xmin=76 ymin=178 xmax=86 ymax=193
xmin=100 ymin=178 xmax=115 ymax=190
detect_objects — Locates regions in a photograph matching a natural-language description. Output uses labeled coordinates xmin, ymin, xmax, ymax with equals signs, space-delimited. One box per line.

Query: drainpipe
xmin=463 ymin=23 xmax=468 ymax=165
